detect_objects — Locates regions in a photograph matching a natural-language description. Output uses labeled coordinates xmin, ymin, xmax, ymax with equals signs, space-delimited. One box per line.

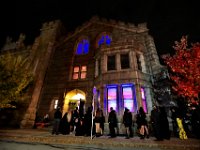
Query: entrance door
xmin=62 ymin=89 xmax=86 ymax=115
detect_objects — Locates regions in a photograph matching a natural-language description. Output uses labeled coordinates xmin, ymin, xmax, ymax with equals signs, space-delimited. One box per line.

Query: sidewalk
xmin=0 ymin=128 xmax=200 ymax=150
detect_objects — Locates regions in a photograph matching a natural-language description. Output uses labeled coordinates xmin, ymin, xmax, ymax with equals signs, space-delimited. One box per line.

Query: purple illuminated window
xmin=107 ymin=87 xmax=117 ymax=112
xmin=122 ymin=86 xmax=134 ymax=112
xmin=141 ymin=87 xmax=147 ymax=113
xmin=97 ymin=90 xmax=100 ymax=108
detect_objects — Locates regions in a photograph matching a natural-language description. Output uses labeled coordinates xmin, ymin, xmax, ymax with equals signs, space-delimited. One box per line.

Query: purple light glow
xmin=108 ymin=101 xmax=117 ymax=112
xmin=124 ymin=99 xmax=134 ymax=112
xmin=107 ymin=86 xmax=117 ymax=112
xmin=107 ymin=88 xmax=117 ymax=100
xmin=141 ymin=87 xmax=147 ymax=113
xmin=122 ymin=86 xmax=134 ymax=112
xmin=123 ymin=87 xmax=133 ymax=99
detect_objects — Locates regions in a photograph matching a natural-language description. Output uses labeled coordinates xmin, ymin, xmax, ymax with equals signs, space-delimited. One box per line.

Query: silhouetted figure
xmin=52 ymin=107 xmax=62 ymax=135
xmin=94 ymin=108 xmax=103 ymax=137
xmin=150 ymin=105 xmax=163 ymax=141
xmin=59 ymin=112 xmax=70 ymax=135
xmin=137 ymin=107 xmax=149 ymax=139
xmin=136 ymin=110 xmax=141 ymax=135
xmin=73 ymin=107 xmax=79 ymax=133
xmin=159 ymin=107 xmax=170 ymax=140
xmin=79 ymin=100 xmax=85 ymax=118
xmin=123 ymin=108 xmax=133 ymax=138
xmin=170 ymin=106 xmax=179 ymax=137
xmin=75 ymin=117 xmax=85 ymax=136
xmin=100 ymin=109 xmax=105 ymax=135
xmin=83 ymin=107 xmax=93 ymax=136
xmin=67 ymin=108 xmax=74 ymax=133
xmin=108 ymin=107 xmax=117 ymax=138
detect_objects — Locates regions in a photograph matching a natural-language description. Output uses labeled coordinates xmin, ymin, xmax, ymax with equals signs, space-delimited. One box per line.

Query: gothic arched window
xmin=97 ymin=34 xmax=111 ymax=48
xmin=76 ymin=39 xmax=89 ymax=55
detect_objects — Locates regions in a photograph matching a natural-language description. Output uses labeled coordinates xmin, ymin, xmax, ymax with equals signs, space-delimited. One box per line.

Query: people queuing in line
xmin=150 ymin=106 xmax=172 ymax=141
xmin=123 ymin=108 xmax=133 ymax=139
xmin=51 ymin=104 xmax=200 ymax=140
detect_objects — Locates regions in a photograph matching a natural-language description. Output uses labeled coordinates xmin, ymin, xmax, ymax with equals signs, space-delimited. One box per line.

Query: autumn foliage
xmin=162 ymin=36 xmax=200 ymax=104
xmin=0 ymin=52 xmax=33 ymax=108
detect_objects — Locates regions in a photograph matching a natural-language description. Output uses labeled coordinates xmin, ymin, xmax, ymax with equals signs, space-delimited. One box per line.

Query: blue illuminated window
xmin=76 ymin=39 xmax=89 ymax=55
xmin=98 ymin=34 xmax=111 ymax=47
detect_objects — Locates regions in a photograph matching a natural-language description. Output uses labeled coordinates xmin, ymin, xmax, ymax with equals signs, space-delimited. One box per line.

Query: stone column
xmin=95 ymin=59 xmax=98 ymax=77
xmin=20 ymin=42 xmax=54 ymax=128
xmin=135 ymin=71 xmax=142 ymax=109
xmin=129 ymin=51 xmax=134 ymax=69
xmin=102 ymin=54 xmax=107 ymax=73
xmin=116 ymin=53 xmax=120 ymax=71
xmin=145 ymin=87 xmax=153 ymax=114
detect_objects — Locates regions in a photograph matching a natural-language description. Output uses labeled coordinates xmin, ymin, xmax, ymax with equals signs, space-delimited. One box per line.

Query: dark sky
xmin=1 ymin=0 xmax=200 ymax=55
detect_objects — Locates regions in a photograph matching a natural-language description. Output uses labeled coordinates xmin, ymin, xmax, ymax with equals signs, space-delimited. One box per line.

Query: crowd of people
xmin=51 ymin=105 xmax=200 ymax=140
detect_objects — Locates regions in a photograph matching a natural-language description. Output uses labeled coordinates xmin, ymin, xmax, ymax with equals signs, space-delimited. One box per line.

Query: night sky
xmin=1 ymin=0 xmax=199 ymax=56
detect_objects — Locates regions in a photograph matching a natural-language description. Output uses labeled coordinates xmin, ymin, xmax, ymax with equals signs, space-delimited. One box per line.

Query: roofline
xmin=62 ymin=16 xmax=148 ymax=43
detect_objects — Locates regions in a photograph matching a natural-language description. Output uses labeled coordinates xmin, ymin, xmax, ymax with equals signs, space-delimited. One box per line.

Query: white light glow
xmin=71 ymin=93 xmax=85 ymax=100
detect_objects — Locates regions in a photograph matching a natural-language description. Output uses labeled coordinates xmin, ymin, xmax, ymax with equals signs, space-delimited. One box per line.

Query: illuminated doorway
xmin=62 ymin=89 xmax=86 ymax=115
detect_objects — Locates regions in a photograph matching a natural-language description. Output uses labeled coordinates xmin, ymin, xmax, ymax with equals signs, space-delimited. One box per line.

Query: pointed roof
xmin=64 ymin=16 xmax=148 ymax=42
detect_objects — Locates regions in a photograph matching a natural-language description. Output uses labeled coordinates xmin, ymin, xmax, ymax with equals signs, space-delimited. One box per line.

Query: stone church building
xmin=1 ymin=16 xmax=163 ymax=131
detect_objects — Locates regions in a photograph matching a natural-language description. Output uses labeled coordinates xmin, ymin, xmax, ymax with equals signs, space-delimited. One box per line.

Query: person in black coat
xmin=123 ymin=108 xmax=133 ymax=138
xmin=108 ymin=107 xmax=118 ymax=138
xmin=151 ymin=106 xmax=163 ymax=141
xmin=100 ymin=109 xmax=105 ymax=135
xmin=94 ymin=108 xmax=103 ymax=137
xmin=75 ymin=117 xmax=85 ymax=136
xmin=159 ymin=107 xmax=170 ymax=140
xmin=59 ymin=112 xmax=70 ymax=135
xmin=72 ymin=107 xmax=80 ymax=133
xmin=83 ymin=107 xmax=93 ymax=136
xmin=52 ymin=107 xmax=62 ymax=135
xmin=137 ymin=107 xmax=149 ymax=139
xmin=170 ymin=106 xmax=179 ymax=137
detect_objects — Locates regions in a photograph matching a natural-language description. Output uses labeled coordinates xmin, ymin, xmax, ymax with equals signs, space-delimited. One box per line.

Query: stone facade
xmin=1 ymin=16 xmax=164 ymax=131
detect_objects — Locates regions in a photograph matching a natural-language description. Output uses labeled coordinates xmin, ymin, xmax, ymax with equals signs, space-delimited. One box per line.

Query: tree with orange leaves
xmin=162 ymin=36 xmax=200 ymax=105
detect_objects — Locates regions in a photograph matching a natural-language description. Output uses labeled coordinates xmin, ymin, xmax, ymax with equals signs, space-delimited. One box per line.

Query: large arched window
xmin=97 ymin=33 xmax=111 ymax=48
xmin=76 ymin=39 xmax=89 ymax=55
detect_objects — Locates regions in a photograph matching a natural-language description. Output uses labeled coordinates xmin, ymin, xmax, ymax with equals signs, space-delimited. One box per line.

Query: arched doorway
xmin=62 ymin=89 xmax=86 ymax=115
